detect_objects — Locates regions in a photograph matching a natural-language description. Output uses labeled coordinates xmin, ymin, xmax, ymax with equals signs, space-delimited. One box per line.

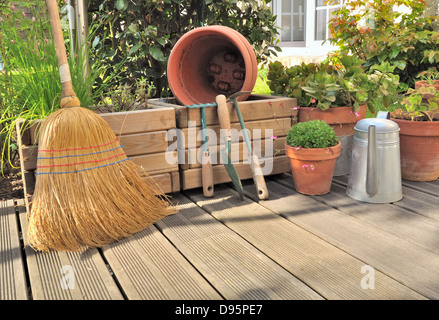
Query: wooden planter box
xmin=16 ymin=107 xmax=180 ymax=213
xmin=149 ymin=94 xmax=298 ymax=190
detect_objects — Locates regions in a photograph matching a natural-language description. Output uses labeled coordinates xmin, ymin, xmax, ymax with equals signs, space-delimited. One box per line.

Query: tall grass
xmin=0 ymin=2 xmax=124 ymax=173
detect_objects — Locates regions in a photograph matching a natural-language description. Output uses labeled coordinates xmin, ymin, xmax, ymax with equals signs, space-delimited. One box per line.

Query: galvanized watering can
xmin=346 ymin=112 xmax=402 ymax=203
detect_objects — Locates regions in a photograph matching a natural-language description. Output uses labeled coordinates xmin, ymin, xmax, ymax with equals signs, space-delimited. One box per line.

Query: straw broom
xmin=27 ymin=0 xmax=176 ymax=252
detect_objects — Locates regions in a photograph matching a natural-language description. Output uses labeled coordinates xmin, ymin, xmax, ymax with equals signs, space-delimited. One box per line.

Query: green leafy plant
xmin=88 ymin=0 xmax=280 ymax=97
xmin=0 ymin=1 xmax=124 ymax=173
xmin=391 ymin=86 xmax=439 ymax=121
xmin=326 ymin=0 xmax=439 ymax=89
xmin=268 ymin=61 xmax=320 ymax=108
xmin=287 ymin=120 xmax=339 ymax=149
xmin=416 ymin=67 xmax=439 ymax=84
xmin=98 ymin=77 xmax=156 ymax=112
xmin=268 ymin=53 xmax=401 ymax=113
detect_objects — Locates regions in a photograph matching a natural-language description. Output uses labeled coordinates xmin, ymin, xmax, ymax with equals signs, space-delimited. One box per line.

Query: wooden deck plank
xmin=258 ymin=176 xmax=436 ymax=299
xmin=402 ymin=179 xmax=439 ymax=197
xmin=297 ymin=176 xmax=439 ymax=254
xmin=18 ymin=200 xmax=124 ymax=300
xmin=184 ymin=185 xmax=425 ymax=300
xmin=101 ymin=222 xmax=221 ymax=300
xmin=334 ymin=175 xmax=439 ymax=222
xmin=0 ymin=200 xmax=28 ymax=300
xmin=156 ymin=193 xmax=322 ymax=300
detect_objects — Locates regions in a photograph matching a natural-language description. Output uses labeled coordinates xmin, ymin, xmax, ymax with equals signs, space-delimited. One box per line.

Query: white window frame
xmin=314 ymin=1 xmax=342 ymax=42
xmin=272 ymin=0 xmax=343 ymax=47
xmin=272 ymin=0 xmax=307 ymax=47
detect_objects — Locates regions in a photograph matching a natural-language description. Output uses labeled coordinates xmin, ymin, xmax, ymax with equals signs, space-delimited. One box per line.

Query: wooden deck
xmin=1 ymin=173 xmax=439 ymax=301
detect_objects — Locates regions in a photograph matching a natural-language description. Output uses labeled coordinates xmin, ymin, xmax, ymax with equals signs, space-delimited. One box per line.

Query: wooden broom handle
xmin=46 ymin=0 xmax=80 ymax=108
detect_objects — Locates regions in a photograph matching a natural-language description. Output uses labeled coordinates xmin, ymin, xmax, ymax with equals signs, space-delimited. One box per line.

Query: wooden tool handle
xmin=250 ymin=152 xmax=269 ymax=200
xmin=216 ymin=95 xmax=231 ymax=137
xmin=46 ymin=0 xmax=80 ymax=108
xmin=201 ymin=151 xmax=214 ymax=197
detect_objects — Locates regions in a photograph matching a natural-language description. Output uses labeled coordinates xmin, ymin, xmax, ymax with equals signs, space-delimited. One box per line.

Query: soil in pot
xmin=285 ymin=141 xmax=341 ymax=195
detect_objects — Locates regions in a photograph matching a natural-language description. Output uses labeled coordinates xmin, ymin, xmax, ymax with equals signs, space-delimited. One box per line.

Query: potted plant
xmin=285 ymin=120 xmax=341 ymax=195
xmin=268 ymin=54 xmax=400 ymax=128
xmin=415 ymin=67 xmax=439 ymax=100
xmin=391 ymin=86 xmax=439 ymax=181
xmin=268 ymin=54 xmax=400 ymax=176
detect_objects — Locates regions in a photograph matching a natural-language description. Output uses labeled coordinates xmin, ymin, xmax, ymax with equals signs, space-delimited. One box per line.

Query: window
xmin=315 ymin=0 xmax=342 ymax=41
xmin=275 ymin=0 xmax=306 ymax=45
xmin=272 ymin=0 xmax=343 ymax=46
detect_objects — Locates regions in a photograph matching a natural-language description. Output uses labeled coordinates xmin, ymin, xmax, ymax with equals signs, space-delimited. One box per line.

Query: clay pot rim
xmin=391 ymin=118 xmax=439 ymax=136
xmin=299 ymin=104 xmax=366 ymax=110
xmin=298 ymin=104 xmax=367 ymax=124
xmin=415 ymin=80 xmax=439 ymax=87
xmin=285 ymin=141 xmax=341 ymax=161
xmin=167 ymin=25 xmax=257 ymax=105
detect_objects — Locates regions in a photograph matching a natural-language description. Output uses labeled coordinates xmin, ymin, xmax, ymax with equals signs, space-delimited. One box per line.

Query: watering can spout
xmin=366 ymin=125 xmax=379 ymax=197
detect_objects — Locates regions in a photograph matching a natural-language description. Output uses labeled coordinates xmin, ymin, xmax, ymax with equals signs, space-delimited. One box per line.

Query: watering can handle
xmin=366 ymin=125 xmax=379 ymax=197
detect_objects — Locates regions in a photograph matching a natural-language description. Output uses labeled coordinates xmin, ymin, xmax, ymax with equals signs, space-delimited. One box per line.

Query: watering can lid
xmin=355 ymin=118 xmax=400 ymax=133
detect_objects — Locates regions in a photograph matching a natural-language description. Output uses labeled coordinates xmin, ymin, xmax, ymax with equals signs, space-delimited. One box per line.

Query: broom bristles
xmin=28 ymin=106 xmax=177 ymax=252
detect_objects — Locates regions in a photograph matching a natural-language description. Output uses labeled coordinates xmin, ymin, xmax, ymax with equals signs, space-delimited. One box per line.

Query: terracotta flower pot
xmin=298 ymin=105 xmax=366 ymax=176
xmin=167 ymin=25 xmax=258 ymax=105
xmin=298 ymin=105 xmax=367 ymax=136
xmin=391 ymin=119 xmax=439 ymax=181
xmin=285 ymin=141 xmax=341 ymax=195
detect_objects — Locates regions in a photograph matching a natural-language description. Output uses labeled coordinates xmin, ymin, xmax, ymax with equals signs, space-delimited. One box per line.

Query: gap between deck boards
xmin=2 ymin=173 xmax=438 ymax=300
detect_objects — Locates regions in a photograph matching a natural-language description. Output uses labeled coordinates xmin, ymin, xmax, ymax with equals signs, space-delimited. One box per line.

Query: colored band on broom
xmin=36 ymin=137 xmax=128 ymax=175
xmin=36 ymin=158 xmax=130 ymax=175
xmin=38 ymin=145 xmax=124 ymax=159
xmin=37 ymin=152 xmax=126 ymax=168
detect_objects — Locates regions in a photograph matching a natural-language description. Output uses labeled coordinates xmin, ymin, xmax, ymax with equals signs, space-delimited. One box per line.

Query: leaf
xmin=156 ymin=37 xmax=166 ymax=46
xmin=393 ymin=60 xmax=406 ymax=70
xmin=129 ymin=43 xmax=142 ymax=55
xmin=115 ymin=0 xmax=128 ymax=11
xmin=92 ymin=36 xmax=100 ymax=48
xmin=128 ymin=23 xmax=138 ymax=33
xmin=149 ymin=46 xmax=165 ymax=61
xmin=389 ymin=48 xmax=400 ymax=59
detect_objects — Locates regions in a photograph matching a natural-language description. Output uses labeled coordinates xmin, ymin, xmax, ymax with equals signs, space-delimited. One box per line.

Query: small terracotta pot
xmin=285 ymin=141 xmax=341 ymax=195
xmin=391 ymin=118 xmax=439 ymax=181
xmin=167 ymin=25 xmax=257 ymax=105
xmin=298 ymin=105 xmax=367 ymax=136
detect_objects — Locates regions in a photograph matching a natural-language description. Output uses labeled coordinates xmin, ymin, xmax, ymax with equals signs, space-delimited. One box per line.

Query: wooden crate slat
xmin=99 ymin=108 xmax=176 ymax=135
xmin=179 ymin=118 xmax=291 ymax=149
xmin=131 ymin=152 xmax=178 ymax=175
xmin=149 ymin=94 xmax=298 ymax=128
xmin=181 ymin=155 xmax=290 ymax=190
xmin=182 ymin=136 xmax=287 ymax=169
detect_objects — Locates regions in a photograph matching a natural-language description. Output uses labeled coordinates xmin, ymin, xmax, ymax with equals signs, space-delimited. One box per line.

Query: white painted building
xmin=270 ymin=1 xmax=414 ymax=66
xmin=270 ymin=0 xmax=342 ymax=65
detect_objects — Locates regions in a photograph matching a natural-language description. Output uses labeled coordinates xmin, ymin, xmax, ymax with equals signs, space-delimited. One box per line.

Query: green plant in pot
xmin=268 ymin=54 xmax=400 ymax=122
xmin=391 ymin=86 xmax=439 ymax=181
xmin=285 ymin=120 xmax=341 ymax=195
xmin=415 ymin=67 xmax=439 ymax=98
xmin=269 ymin=54 xmax=400 ymax=176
